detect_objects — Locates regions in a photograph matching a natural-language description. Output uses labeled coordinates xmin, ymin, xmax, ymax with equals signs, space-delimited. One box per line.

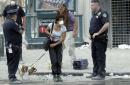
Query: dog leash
xmin=29 ymin=51 xmax=47 ymax=67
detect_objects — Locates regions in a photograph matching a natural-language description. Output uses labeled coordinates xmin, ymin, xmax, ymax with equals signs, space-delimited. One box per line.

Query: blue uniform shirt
xmin=89 ymin=9 xmax=109 ymax=35
xmin=3 ymin=19 xmax=22 ymax=46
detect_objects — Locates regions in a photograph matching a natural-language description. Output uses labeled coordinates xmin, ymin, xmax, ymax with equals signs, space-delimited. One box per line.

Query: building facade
xmin=12 ymin=0 xmax=130 ymax=48
xmin=78 ymin=0 xmax=130 ymax=48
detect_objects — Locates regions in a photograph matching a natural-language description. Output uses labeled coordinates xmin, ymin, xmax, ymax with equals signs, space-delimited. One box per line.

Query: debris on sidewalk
xmin=118 ymin=44 xmax=130 ymax=49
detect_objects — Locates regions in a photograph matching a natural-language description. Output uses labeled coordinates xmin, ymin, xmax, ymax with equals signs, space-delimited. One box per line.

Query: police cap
xmin=7 ymin=9 xmax=17 ymax=15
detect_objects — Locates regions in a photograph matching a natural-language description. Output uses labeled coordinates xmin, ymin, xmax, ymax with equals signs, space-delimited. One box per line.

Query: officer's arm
xmin=92 ymin=12 xmax=109 ymax=39
xmin=97 ymin=22 xmax=109 ymax=35
xmin=19 ymin=6 xmax=26 ymax=30
xmin=92 ymin=23 xmax=109 ymax=39
xmin=2 ymin=6 xmax=7 ymax=20
xmin=97 ymin=12 xmax=110 ymax=35
xmin=12 ymin=22 xmax=23 ymax=34
xmin=22 ymin=16 xmax=26 ymax=31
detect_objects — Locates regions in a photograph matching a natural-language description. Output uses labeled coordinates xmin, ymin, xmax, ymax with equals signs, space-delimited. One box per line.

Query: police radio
xmin=18 ymin=25 xmax=24 ymax=34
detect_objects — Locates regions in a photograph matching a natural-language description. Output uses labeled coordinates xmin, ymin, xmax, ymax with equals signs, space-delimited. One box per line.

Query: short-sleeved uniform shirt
xmin=47 ymin=23 xmax=67 ymax=42
xmin=3 ymin=4 xmax=25 ymax=26
xmin=3 ymin=19 xmax=22 ymax=46
xmin=89 ymin=9 xmax=109 ymax=35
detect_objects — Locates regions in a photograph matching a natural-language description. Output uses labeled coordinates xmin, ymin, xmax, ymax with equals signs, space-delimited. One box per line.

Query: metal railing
xmin=112 ymin=0 xmax=130 ymax=47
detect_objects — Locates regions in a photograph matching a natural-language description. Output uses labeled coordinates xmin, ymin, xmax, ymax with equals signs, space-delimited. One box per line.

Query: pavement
xmin=0 ymin=44 xmax=130 ymax=84
xmin=0 ymin=77 xmax=130 ymax=85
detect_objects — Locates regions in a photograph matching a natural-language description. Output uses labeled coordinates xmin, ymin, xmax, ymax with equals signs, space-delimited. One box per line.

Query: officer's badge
xmin=103 ymin=13 xmax=107 ymax=18
xmin=96 ymin=12 xmax=101 ymax=18
xmin=97 ymin=12 xmax=101 ymax=16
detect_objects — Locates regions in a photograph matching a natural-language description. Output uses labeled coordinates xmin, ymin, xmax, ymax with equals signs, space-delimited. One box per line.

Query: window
xmin=112 ymin=0 xmax=130 ymax=47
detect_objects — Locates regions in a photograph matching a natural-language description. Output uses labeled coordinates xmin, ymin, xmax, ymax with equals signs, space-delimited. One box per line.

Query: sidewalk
xmin=22 ymin=44 xmax=130 ymax=73
xmin=1 ymin=44 xmax=130 ymax=80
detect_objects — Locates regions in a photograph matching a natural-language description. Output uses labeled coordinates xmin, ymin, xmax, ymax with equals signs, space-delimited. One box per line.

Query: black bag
xmin=43 ymin=37 xmax=51 ymax=51
xmin=73 ymin=59 xmax=88 ymax=70
xmin=43 ymin=22 xmax=54 ymax=51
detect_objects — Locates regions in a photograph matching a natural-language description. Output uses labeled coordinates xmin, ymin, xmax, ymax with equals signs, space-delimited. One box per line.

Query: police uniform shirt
xmin=3 ymin=19 xmax=22 ymax=45
xmin=3 ymin=4 xmax=25 ymax=26
xmin=16 ymin=5 xmax=25 ymax=26
xmin=89 ymin=9 xmax=109 ymax=35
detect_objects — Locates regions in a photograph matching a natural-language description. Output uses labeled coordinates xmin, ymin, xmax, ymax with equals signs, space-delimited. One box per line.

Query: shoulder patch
xmin=103 ymin=13 xmax=107 ymax=18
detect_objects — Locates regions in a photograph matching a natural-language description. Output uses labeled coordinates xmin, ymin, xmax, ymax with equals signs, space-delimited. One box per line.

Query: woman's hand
xmin=50 ymin=43 xmax=56 ymax=48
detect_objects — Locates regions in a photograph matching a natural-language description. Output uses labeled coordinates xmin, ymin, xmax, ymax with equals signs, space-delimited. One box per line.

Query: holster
xmin=92 ymin=34 xmax=108 ymax=44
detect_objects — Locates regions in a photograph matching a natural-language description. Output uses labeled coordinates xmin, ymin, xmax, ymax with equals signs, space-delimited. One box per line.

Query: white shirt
xmin=48 ymin=23 xmax=67 ymax=41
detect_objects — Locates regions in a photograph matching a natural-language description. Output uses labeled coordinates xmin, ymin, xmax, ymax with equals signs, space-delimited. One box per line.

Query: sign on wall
xmin=38 ymin=18 xmax=55 ymax=37
xmin=35 ymin=0 xmax=74 ymax=11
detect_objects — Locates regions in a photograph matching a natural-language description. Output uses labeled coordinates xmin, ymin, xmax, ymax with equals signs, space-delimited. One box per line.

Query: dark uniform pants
xmin=91 ymin=37 xmax=107 ymax=76
xmin=6 ymin=45 xmax=21 ymax=79
xmin=49 ymin=43 xmax=62 ymax=76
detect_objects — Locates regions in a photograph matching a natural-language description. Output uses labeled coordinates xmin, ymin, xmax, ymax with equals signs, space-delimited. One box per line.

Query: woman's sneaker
xmin=53 ymin=75 xmax=58 ymax=82
xmin=53 ymin=75 xmax=63 ymax=82
xmin=57 ymin=75 xmax=63 ymax=82
xmin=9 ymin=78 xmax=22 ymax=84
xmin=86 ymin=73 xmax=97 ymax=78
xmin=92 ymin=75 xmax=105 ymax=80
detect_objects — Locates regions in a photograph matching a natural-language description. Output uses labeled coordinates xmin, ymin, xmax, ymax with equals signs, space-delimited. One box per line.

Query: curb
xmin=33 ymin=71 xmax=130 ymax=76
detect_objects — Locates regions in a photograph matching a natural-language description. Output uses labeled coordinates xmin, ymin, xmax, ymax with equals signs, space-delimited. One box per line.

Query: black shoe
xmin=9 ymin=78 xmax=22 ymax=84
xmin=86 ymin=73 xmax=97 ymax=78
xmin=53 ymin=75 xmax=58 ymax=82
xmin=57 ymin=75 xmax=63 ymax=82
xmin=92 ymin=75 xmax=105 ymax=80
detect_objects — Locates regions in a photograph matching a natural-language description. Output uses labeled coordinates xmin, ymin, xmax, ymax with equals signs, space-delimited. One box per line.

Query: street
xmin=0 ymin=78 xmax=130 ymax=85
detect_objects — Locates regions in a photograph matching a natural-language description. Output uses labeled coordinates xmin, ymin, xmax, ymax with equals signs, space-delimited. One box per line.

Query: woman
xmin=57 ymin=4 xmax=78 ymax=65
xmin=45 ymin=16 xmax=66 ymax=82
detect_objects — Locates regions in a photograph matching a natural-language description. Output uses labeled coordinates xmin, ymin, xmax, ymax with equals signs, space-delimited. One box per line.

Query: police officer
xmin=3 ymin=0 xmax=25 ymax=61
xmin=3 ymin=0 xmax=25 ymax=28
xmin=87 ymin=0 xmax=109 ymax=80
xmin=3 ymin=9 xmax=23 ymax=84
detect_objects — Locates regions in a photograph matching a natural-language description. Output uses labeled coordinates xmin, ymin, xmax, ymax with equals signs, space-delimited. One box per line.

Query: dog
xmin=28 ymin=67 xmax=37 ymax=75
xmin=19 ymin=65 xmax=37 ymax=79
xmin=18 ymin=52 xmax=46 ymax=78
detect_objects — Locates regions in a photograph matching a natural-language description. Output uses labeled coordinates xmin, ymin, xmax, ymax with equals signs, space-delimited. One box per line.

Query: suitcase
xmin=73 ymin=59 xmax=88 ymax=70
